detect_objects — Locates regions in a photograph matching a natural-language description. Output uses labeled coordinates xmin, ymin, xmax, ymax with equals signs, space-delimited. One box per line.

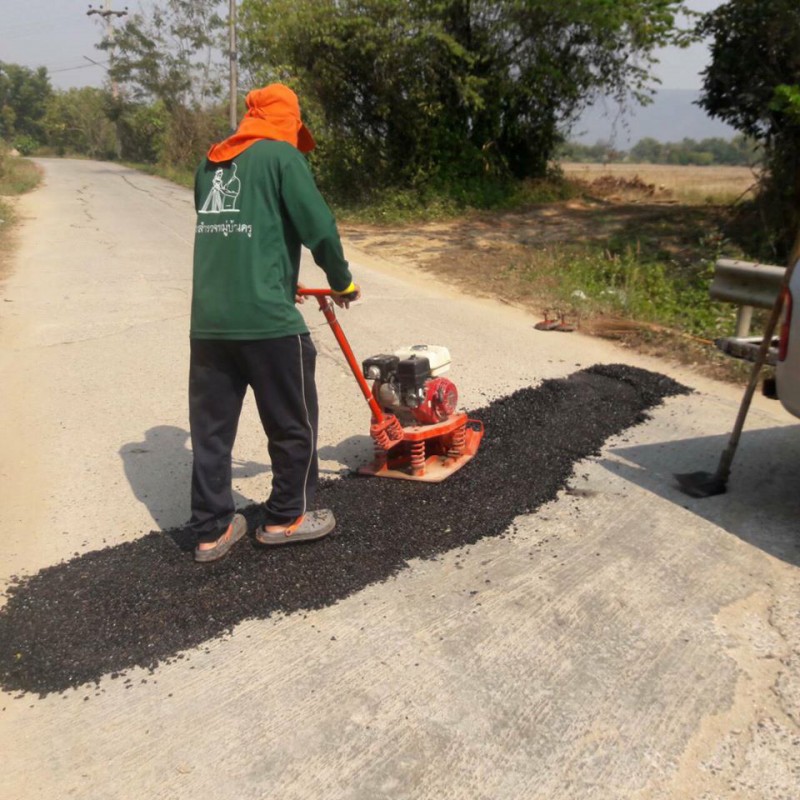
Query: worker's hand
xmin=332 ymin=283 xmax=361 ymax=309
xmin=294 ymin=283 xmax=306 ymax=304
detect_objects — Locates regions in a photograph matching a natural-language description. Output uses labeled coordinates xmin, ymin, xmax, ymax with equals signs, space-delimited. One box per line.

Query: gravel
xmin=0 ymin=364 xmax=688 ymax=696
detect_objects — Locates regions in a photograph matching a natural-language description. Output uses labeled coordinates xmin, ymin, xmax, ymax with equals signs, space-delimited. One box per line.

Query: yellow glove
xmin=332 ymin=282 xmax=361 ymax=309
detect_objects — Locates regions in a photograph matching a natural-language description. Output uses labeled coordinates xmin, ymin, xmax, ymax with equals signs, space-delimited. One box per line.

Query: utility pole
xmin=229 ymin=0 xmax=238 ymax=132
xmin=87 ymin=2 xmax=128 ymax=100
xmin=87 ymin=2 xmax=128 ymax=158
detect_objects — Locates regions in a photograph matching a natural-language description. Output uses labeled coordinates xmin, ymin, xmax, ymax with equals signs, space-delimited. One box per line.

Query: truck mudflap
xmin=714 ymin=336 xmax=778 ymax=366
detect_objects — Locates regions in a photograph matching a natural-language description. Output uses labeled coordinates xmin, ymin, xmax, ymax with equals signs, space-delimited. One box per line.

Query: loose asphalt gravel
xmin=0 ymin=364 xmax=688 ymax=697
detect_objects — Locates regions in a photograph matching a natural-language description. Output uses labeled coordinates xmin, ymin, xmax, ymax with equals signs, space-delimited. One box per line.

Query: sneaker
xmin=194 ymin=513 xmax=248 ymax=563
xmin=255 ymin=509 xmax=336 ymax=546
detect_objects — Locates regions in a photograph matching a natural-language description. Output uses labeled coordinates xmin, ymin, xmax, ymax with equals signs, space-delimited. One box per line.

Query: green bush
xmin=159 ymin=104 xmax=229 ymax=171
xmin=12 ymin=134 xmax=38 ymax=156
xmin=117 ymin=101 xmax=169 ymax=164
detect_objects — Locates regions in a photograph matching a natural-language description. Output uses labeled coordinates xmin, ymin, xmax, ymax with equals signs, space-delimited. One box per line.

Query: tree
xmin=697 ymin=0 xmax=800 ymax=256
xmin=94 ymin=0 xmax=229 ymax=168
xmin=558 ymin=140 xmax=625 ymax=164
xmin=43 ymin=88 xmax=117 ymax=158
xmin=0 ymin=62 xmax=53 ymax=145
xmin=101 ymin=0 xmax=227 ymax=112
xmin=630 ymin=137 xmax=665 ymax=163
xmin=239 ymin=0 xmax=690 ymax=200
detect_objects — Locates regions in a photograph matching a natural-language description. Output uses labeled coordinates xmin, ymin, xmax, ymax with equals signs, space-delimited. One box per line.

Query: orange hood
xmin=207 ymin=83 xmax=316 ymax=163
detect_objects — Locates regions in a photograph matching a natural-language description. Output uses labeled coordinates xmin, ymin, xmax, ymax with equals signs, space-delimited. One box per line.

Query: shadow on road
xmin=604 ymin=425 xmax=800 ymax=567
xmin=318 ymin=434 xmax=373 ymax=472
xmin=118 ymin=425 xmax=270 ymax=529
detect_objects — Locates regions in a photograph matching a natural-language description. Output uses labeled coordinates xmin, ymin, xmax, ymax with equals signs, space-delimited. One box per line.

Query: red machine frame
xmin=300 ymin=288 xmax=484 ymax=482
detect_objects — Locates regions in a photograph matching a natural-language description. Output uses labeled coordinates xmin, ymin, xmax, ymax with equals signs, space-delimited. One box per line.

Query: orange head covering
xmin=207 ymin=83 xmax=316 ymax=163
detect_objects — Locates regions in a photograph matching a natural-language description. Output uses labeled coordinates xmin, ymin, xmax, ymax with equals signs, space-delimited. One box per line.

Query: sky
xmin=2 ymin=0 xmax=724 ymax=92
xmin=1 ymin=1 xmax=143 ymax=90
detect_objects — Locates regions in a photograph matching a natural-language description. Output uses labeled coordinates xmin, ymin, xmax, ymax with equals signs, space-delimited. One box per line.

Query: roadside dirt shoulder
xmin=339 ymin=198 xmax=749 ymax=386
xmin=0 ymin=196 xmax=21 ymax=285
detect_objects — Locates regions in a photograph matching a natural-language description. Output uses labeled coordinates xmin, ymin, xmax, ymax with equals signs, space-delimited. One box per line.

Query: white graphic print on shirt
xmin=199 ymin=164 xmax=241 ymax=214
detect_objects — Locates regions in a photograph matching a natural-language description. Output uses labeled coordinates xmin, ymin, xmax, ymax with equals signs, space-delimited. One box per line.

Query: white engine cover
xmin=394 ymin=344 xmax=451 ymax=376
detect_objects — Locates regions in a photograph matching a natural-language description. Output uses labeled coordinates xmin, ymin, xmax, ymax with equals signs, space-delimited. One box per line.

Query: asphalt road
xmin=0 ymin=158 xmax=798 ymax=799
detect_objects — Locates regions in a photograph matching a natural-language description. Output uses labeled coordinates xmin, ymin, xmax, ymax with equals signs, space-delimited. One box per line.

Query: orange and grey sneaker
xmin=255 ymin=509 xmax=336 ymax=546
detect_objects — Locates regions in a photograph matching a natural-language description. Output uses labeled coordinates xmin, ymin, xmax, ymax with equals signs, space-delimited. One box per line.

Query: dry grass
xmin=560 ymin=162 xmax=760 ymax=205
xmin=0 ymin=154 xmax=41 ymax=196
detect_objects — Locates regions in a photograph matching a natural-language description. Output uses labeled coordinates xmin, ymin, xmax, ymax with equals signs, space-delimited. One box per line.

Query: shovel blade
xmin=674 ymin=470 xmax=728 ymax=499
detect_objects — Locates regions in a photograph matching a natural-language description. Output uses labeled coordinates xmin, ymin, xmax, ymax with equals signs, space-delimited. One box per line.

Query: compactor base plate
xmin=359 ymin=424 xmax=483 ymax=483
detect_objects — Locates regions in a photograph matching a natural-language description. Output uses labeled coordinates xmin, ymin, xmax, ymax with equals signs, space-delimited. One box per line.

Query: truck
xmin=710 ymin=257 xmax=800 ymax=417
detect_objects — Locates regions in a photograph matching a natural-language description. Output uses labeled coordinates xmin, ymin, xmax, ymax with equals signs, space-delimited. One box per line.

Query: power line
xmin=50 ymin=60 xmax=109 ymax=74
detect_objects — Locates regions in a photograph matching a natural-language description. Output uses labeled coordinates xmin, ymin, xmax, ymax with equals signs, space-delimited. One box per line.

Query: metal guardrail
xmin=709 ymin=259 xmax=785 ymax=337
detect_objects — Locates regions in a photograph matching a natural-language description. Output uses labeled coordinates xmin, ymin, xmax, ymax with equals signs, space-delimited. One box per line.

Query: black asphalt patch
xmin=0 ymin=364 xmax=688 ymax=696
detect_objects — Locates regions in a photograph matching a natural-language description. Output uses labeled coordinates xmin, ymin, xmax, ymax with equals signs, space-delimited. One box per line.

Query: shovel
xmin=675 ymin=230 xmax=800 ymax=498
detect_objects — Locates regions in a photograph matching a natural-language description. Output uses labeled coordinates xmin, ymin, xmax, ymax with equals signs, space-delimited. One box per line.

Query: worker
xmin=189 ymin=83 xmax=360 ymax=563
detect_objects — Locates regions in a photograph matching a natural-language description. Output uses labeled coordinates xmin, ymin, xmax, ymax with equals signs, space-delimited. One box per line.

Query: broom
xmin=586 ymin=316 xmax=714 ymax=345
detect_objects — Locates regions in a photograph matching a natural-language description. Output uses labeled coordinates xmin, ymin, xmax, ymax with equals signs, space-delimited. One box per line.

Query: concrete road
xmin=1 ymin=158 xmax=798 ymax=799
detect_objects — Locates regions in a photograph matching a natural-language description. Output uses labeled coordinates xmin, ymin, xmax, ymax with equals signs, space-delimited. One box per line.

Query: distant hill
xmin=568 ymin=89 xmax=738 ymax=145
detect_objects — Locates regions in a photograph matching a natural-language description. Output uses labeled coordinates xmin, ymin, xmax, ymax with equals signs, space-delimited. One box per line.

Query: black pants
xmin=188 ymin=335 xmax=319 ymax=543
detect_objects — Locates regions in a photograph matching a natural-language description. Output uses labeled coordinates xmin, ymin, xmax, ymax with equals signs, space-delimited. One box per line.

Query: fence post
xmin=735 ymin=305 xmax=754 ymax=337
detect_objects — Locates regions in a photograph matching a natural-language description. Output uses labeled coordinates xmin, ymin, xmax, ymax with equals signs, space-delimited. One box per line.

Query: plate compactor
xmin=300 ymin=288 xmax=484 ymax=482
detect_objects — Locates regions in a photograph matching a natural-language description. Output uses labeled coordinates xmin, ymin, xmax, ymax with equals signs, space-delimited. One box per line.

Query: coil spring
xmin=373 ymin=440 xmax=388 ymax=466
xmin=410 ymin=440 xmax=426 ymax=474
xmin=371 ymin=415 xmax=404 ymax=451
xmin=371 ymin=424 xmax=393 ymax=451
xmin=448 ymin=424 xmax=467 ymax=458
xmin=386 ymin=415 xmax=404 ymax=441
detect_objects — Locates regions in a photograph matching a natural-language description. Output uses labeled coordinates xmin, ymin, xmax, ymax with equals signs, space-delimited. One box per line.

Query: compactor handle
xmin=297 ymin=288 xmax=384 ymax=422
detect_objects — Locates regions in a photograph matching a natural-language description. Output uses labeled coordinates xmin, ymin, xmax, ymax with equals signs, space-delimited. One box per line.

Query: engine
xmin=362 ymin=344 xmax=459 ymax=425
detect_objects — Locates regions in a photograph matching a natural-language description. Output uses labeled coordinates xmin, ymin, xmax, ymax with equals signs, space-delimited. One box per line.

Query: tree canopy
xmin=698 ymin=0 xmax=800 ymax=141
xmin=101 ymin=0 xmax=227 ymax=111
xmin=239 ymin=0 xmax=690 ymax=199
xmin=42 ymin=88 xmax=117 ymax=159
xmin=0 ymin=62 xmax=52 ymax=147
xmin=90 ymin=0 xmax=230 ymax=168
xmin=697 ymin=0 xmax=800 ymax=254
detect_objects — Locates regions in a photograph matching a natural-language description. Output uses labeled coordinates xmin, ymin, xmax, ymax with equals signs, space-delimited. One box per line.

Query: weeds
xmin=0 ymin=154 xmax=41 ymax=195
xmin=532 ymin=243 xmax=739 ymax=339
xmin=0 ymin=152 xmax=42 ymax=275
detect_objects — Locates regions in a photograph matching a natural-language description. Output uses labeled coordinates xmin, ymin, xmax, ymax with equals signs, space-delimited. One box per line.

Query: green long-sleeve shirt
xmin=190 ymin=139 xmax=353 ymax=339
